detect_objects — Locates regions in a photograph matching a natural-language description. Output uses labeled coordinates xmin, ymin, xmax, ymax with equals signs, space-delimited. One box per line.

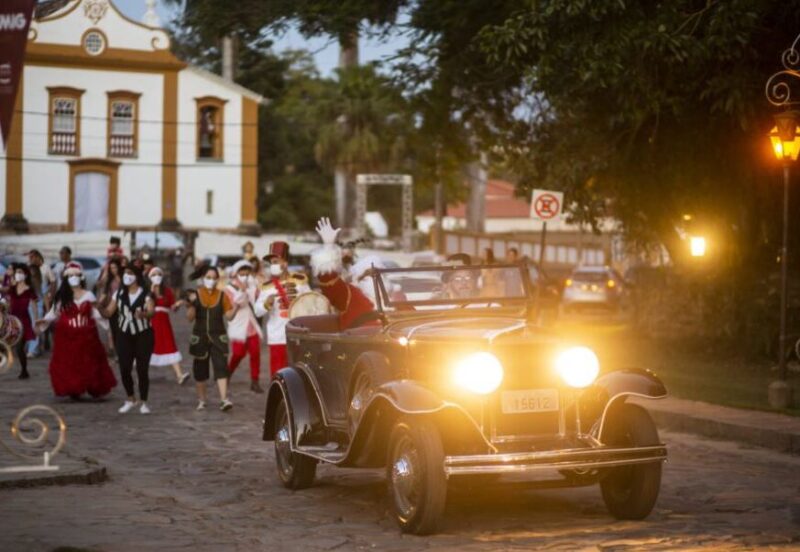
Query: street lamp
xmin=768 ymin=110 xmax=800 ymax=408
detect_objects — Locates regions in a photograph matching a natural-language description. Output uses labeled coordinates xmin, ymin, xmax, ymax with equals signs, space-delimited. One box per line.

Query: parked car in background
xmin=562 ymin=266 xmax=626 ymax=313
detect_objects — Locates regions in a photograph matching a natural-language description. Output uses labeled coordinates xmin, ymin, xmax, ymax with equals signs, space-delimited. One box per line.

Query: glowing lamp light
xmin=690 ymin=236 xmax=707 ymax=258
xmin=770 ymin=111 xmax=800 ymax=162
xmin=606 ymin=279 xmax=616 ymax=288
xmin=555 ymin=347 xmax=600 ymax=388
xmin=565 ymin=278 xmax=573 ymax=287
xmin=453 ymin=352 xmax=504 ymax=395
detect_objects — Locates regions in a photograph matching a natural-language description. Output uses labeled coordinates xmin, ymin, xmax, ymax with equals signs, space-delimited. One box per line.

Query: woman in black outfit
xmin=104 ymin=266 xmax=155 ymax=414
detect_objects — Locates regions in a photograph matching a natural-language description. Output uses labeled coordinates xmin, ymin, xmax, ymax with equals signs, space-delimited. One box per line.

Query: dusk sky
xmin=114 ymin=0 xmax=408 ymax=76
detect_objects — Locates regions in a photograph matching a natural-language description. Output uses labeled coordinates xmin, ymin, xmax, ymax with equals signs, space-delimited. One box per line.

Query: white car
xmin=562 ymin=266 xmax=626 ymax=313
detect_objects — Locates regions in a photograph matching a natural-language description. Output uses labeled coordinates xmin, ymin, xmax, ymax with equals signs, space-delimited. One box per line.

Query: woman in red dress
xmin=36 ymin=262 xmax=117 ymax=399
xmin=147 ymin=267 xmax=188 ymax=384
xmin=7 ymin=263 xmax=37 ymax=379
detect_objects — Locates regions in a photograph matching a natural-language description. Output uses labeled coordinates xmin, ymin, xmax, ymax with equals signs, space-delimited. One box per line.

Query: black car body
xmin=262 ymin=263 xmax=667 ymax=534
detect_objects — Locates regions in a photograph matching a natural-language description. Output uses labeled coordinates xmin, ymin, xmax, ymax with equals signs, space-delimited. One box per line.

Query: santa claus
xmin=311 ymin=218 xmax=377 ymax=330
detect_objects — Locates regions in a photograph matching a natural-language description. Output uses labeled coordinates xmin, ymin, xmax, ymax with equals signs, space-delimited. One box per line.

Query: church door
xmin=73 ymin=171 xmax=110 ymax=232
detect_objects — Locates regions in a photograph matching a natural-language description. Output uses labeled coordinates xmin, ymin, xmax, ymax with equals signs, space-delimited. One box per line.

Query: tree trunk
xmin=465 ymin=152 xmax=487 ymax=233
xmin=221 ymin=34 xmax=236 ymax=81
xmin=335 ymin=31 xmax=359 ymax=229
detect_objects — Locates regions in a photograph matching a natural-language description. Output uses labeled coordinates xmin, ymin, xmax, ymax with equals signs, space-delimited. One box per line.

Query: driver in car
xmin=311 ymin=218 xmax=377 ymax=330
xmin=438 ymin=254 xmax=480 ymax=300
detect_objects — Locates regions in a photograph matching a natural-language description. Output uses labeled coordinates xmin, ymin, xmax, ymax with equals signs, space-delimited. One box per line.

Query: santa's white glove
xmin=315 ymin=217 xmax=341 ymax=245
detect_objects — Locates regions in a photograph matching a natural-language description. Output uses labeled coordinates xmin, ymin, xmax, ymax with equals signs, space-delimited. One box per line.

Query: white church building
xmin=0 ymin=0 xmax=264 ymax=234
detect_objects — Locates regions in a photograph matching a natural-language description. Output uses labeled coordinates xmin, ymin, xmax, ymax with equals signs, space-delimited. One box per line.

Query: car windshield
xmin=375 ymin=264 xmax=529 ymax=310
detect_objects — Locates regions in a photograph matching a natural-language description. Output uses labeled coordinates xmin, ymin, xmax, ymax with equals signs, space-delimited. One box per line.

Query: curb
xmin=0 ymin=457 xmax=107 ymax=490
xmin=632 ymin=398 xmax=800 ymax=456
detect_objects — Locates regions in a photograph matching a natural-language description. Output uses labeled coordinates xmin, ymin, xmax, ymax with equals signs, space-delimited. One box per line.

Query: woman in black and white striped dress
xmin=104 ymin=266 xmax=155 ymax=414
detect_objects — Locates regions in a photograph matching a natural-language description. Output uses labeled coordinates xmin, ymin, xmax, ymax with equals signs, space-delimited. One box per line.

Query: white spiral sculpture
xmin=3 ymin=405 xmax=67 ymax=461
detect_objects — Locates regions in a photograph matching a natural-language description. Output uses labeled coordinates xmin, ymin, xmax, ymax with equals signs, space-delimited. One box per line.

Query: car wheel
xmin=387 ymin=416 xmax=447 ymax=535
xmin=599 ymin=403 xmax=661 ymax=520
xmin=273 ymin=396 xmax=317 ymax=490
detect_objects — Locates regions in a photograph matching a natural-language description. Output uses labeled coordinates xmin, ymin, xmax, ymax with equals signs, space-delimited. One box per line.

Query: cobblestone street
xmin=1 ymin=319 xmax=799 ymax=551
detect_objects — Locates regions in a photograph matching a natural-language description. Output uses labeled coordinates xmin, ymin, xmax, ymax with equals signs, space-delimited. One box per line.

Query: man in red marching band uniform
xmin=255 ymin=241 xmax=310 ymax=377
xmin=310 ymin=218 xmax=376 ymax=330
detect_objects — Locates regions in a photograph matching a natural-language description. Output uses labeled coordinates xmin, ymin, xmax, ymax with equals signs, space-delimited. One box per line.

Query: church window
xmin=83 ymin=30 xmax=106 ymax=56
xmin=107 ymin=91 xmax=140 ymax=158
xmin=195 ymin=96 xmax=226 ymax=160
xmin=47 ymin=87 xmax=84 ymax=156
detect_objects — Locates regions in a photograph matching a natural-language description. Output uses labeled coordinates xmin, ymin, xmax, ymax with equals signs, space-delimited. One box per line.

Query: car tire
xmin=273 ymin=395 xmax=317 ymax=490
xmin=386 ymin=416 xmax=447 ymax=535
xmin=599 ymin=403 xmax=661 ymax=520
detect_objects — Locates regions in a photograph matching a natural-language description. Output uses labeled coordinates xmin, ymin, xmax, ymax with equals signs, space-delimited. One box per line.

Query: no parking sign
xmin=530 ymin=189 xmax=564 ymax=221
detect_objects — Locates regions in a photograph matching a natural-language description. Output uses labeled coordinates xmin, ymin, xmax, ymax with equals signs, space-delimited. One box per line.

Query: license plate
xmin=501 ymin=389 xmax=559 ymax=414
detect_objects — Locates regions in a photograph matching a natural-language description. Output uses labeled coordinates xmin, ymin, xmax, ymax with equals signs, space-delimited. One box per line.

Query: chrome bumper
xmin=444 ymin=444 xmax=667 ymax=476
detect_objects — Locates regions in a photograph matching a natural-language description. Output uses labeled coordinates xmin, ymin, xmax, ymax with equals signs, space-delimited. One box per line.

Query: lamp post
xmin=764 ymin=33 xmax=800 ymax=409
xmin=767 ymin=112 xmax=800 ymax=407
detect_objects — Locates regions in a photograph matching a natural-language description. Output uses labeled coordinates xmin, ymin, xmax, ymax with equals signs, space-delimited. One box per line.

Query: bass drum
xmin=288 ymin=292 xmax=333 ymax=319
xmin=0 ymin=313 xmax=23 ymax=348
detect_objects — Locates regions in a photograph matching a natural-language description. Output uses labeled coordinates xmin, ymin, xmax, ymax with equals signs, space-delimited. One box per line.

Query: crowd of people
xmin=0 ymin=218 xmax=389 ymax=416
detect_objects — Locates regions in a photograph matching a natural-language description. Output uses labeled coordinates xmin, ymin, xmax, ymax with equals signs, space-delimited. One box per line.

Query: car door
xmin=315 ymin=339 xmax=352 ymax=422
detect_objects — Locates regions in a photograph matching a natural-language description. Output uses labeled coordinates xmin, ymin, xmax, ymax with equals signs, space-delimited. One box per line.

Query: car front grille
xmin=490 ymin=343 xmax=563 ymax=441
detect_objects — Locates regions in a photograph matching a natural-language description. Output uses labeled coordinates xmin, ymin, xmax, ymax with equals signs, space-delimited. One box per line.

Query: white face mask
xmin=123 ymin=274 xmax=137 ymax=286
xmin=269 ymin=264 xmax=283 ymax=277
xmin=203 ymin=278 xmax=217 ymax=290
xmin=237 ymin=274 xmax=250 ymax=284
xmin=150 ymin=275 xmax=163 ymax=285
xmin=14 ymin=272 xmax=25 ymax=283
xmin=68 ymin=275 xmax=82 ymax=287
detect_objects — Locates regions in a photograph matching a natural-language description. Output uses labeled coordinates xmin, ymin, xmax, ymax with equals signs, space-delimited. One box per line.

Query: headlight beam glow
xmin=555 ymin=347 xmax=600 ymax=388
xmin=453 ymin=352 xmax=504 ymax=395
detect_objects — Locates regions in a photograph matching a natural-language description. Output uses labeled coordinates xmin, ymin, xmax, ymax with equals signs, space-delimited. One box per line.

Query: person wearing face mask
xmin=186 ymin=265 xmax=235 ymax=411
xmin=224 ymin=259 xmax=264 ymax=393
xmin=103 ymin=266 xmax=155 ymax=414
xmin=35 ymin=263 xmax=117 ymax=399
xmin=147 ymin=267 xmax=189 ymax=385
xmin=7 ymin=264 xmax=37 ymax=379
xmin=254 ymin=241 xmax=310 ymax=379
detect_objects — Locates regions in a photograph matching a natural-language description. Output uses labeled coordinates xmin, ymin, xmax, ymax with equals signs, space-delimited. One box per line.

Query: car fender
xmin=580 ymin=368 xmax=667 ymax=443
xmin=342 ymin=380 xmax=493 ymax=467
xmin=262 ymin=366 xmax=325 ymax=446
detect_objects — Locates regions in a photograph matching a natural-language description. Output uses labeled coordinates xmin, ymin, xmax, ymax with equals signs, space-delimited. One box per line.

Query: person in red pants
xmin=224 ymin=260 xmax=264 ymax=393
xmin=255 ymin=241 xmax=310 ymax=378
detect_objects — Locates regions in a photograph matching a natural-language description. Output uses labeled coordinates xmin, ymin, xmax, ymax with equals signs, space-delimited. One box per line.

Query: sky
xmin=115 ymin=0 xmax=409 ymax=76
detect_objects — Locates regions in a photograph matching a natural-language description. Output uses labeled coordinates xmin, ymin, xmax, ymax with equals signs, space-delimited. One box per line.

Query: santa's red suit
xmin=311 ymin=244 xmax=375 ymax=330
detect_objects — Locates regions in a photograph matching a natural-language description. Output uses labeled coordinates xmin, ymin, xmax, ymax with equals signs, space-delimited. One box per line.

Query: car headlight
xmin=555 ymin=346 xmax=600 ymax=388
xmin=453 ymin=352 xmax=504 ymax=395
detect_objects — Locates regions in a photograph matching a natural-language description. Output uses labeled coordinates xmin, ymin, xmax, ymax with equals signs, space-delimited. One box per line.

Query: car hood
xmin=387 ymin=316 xmax=531 ymax=342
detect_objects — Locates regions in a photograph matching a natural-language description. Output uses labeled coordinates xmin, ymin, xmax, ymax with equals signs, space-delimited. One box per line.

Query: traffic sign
xmin=530 ymin=189 xmax=564 ymax=221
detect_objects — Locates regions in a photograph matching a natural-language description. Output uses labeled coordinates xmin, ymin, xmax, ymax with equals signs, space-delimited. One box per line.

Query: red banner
xmin=0 ymin=0 xmax=36 ymax=150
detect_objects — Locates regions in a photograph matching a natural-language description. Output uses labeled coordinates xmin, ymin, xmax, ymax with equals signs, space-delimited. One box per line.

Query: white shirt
xmin=224 ymin=282 xmax=263 ymax=342
xmin=255 ymin=279 xmax=310 ymax=345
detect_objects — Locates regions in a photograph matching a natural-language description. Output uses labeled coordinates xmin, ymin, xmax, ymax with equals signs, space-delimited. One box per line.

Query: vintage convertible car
xmin=262 ymin=263 xmax=667 ymax=534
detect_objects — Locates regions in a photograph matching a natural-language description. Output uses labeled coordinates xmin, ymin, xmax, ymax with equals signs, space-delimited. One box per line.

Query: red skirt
xmin=49 ymin=306 xmax=117 ymax=398
xmin=150 ymin=309 xmax=182 ymax=366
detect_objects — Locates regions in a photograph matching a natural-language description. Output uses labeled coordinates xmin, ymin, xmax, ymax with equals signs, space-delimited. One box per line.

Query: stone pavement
xmin=0 ymin=318 xmax=799 ymax=550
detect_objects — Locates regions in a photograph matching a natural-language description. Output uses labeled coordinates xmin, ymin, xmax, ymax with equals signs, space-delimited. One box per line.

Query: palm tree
xmin=314 ymin=65 xmax=410 ymax=228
